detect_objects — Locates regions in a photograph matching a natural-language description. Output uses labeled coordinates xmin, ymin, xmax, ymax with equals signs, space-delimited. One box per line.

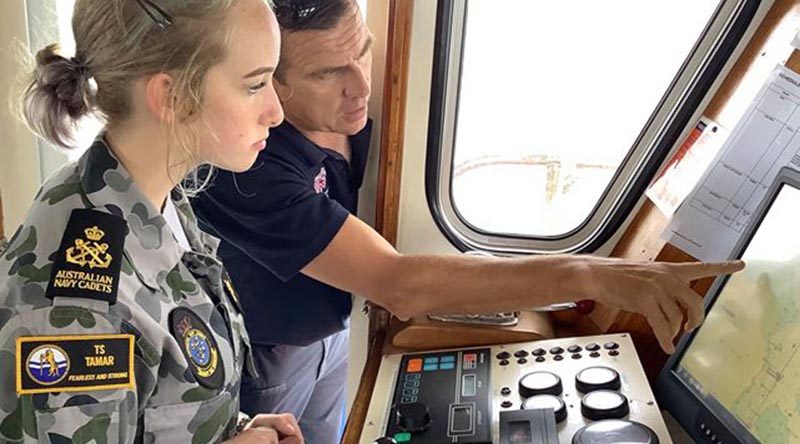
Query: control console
xmin=359 ymin=333 xmax=670 ymax=443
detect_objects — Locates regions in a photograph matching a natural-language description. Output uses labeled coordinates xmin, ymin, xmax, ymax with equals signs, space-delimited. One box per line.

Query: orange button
xmin=407 ymin=359 xmax=423 ymax=373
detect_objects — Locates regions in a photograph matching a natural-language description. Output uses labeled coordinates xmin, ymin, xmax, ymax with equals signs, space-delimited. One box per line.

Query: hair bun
xmin=35 ymin=44 xmax=91 ymax=118
xmin=22 ymin=43 xmax=93 ymax=148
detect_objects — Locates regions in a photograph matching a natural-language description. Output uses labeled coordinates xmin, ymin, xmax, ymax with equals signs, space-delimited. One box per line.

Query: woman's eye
xmin=248 ymin=82 xmax=267 ymax=94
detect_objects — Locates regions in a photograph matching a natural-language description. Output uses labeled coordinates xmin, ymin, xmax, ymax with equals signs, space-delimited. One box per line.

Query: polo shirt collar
xmin=273 ymin=119 xmax=373 ymax=168
xmin=272 ymin=121 xmax=328 ymax=167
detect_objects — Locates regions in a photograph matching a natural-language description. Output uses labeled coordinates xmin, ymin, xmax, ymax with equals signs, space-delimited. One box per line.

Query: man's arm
xmin=302 ymin=215 xmax=744 ymax=354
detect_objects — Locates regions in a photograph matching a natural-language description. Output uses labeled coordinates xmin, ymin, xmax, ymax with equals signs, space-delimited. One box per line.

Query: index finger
xmin=669 ymin=260 xmax=745 ymax=281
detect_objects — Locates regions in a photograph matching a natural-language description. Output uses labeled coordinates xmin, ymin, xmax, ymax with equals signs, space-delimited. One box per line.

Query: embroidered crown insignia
xmin=84 ymin=226 xmax=105 ymax=241
xmin=65 ymin=225 xmax=112 ymax=269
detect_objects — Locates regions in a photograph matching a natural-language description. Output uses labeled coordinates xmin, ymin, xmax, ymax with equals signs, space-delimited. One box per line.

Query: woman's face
xmin=194 ymin=0 xmax=284 ymax=172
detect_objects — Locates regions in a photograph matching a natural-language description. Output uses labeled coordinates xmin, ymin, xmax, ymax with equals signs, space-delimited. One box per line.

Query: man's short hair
xmin=272 ymin=0 xmax=353 ymax=32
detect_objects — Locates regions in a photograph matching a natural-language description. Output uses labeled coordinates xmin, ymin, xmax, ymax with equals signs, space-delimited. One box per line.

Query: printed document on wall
xmin=664 ymin=64 xmax=800 ymax=261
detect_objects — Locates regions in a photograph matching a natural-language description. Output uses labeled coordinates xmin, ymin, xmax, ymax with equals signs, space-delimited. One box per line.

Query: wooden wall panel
xmin=374 ymin=0 xmax=414 ymax=247
xmin=346 ymin=1 xmax=415 ymax=441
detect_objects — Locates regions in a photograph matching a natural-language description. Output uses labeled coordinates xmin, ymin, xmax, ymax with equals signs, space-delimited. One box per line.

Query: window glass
xmin=451 ymin=1 xmax=720 ymax=236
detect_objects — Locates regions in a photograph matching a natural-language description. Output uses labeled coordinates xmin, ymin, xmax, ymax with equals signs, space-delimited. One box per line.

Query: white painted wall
xmin=0 ymin=1 xmax=40 ymax=237
xmin=395 ymin=0 xmax=463 ymax=257
xmin=347 ymin=0 xmax=389 ymax=414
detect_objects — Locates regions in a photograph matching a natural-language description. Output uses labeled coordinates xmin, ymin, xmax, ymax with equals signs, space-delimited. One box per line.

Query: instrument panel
xmin=360 ymin=334 xmax=670 ymax=444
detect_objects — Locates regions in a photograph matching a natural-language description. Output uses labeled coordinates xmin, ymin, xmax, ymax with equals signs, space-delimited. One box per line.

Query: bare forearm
xmin=377 ymin=254 xmax=590 ymax=319
xmin=303 ymin=215 xmax=745 ymax=354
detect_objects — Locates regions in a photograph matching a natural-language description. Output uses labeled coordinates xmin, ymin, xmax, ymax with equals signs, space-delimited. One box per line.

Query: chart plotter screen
xmin=677 ymin=184 xmax=800 ymax=443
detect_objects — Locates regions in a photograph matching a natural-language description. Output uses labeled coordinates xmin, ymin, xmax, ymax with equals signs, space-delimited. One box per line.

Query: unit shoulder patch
xmin=16 ymin=334 xmax=135 ymax=395
xmin=168 ymin=307 xmax=225 ymax=389
xmin=45 ymin=209 xmax=127 ymax=304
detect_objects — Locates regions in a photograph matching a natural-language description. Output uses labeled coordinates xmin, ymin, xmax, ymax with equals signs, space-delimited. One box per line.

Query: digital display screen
xmin=508 ymin=421 xmax=532 ymax=443
xmin=678 ymin=185 xmax=800 ymax=444
xmin=462 ymin=374 xmax=477 ymax=397
xmin=451 ymin=406 xmax=472 ymax=433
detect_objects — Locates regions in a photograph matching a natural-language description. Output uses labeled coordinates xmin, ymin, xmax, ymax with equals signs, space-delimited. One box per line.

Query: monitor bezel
xmin=656 ymin=166 xmax=800 ymax=444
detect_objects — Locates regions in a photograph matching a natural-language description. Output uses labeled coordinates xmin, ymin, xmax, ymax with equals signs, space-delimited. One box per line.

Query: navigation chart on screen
xmin=679 ymin=186 xmax=800 ymax=443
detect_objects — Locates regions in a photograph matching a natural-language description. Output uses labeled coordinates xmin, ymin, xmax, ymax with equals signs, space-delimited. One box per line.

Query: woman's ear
xmin=144 ymin=73 xmax=176 ymax=123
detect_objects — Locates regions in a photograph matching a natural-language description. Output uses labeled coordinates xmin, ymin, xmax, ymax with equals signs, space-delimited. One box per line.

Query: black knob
xmin=496 ymin=351 xmax=511 ymax=360
xmin=581 ymin=390 xmax=630 ymax=420
xmin=572 ymin=420 xmax=658 ymax=444
xmin=575 ymin=366 xmax=621 ymax=393
xmin=519 ymin=371 xmax=562 ymax=397
xmin=373 ymin=438 xmax=397 ymax=444
xmin=522 ymin=394 xmax=568 ymax=423
xmin=396 ymin=402 xmax=432 ymax=432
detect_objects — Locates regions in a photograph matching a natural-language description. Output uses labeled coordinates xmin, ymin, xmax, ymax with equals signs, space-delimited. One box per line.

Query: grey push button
xmin=404 ymin=379 xmax=420 ymax=388
xmin=402 ymin=388 xmax=419 ymax=397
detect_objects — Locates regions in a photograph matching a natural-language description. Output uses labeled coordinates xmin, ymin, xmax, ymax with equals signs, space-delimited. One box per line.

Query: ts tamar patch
xmin=45 ymin=209 xmax=127 ymax=304
xmin=16 ymin=334 xmax=135 ymax=394
xmin=169 ymin=307 xmax=225 ymax=389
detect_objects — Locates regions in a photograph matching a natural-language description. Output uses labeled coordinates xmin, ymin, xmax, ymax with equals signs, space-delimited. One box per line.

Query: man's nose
xmin=345 ymin=64 xmax=371 ymax=99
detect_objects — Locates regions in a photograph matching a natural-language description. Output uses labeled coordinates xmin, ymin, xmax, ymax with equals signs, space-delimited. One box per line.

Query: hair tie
xmin=69 ymin=56 xmax=91 ymax=79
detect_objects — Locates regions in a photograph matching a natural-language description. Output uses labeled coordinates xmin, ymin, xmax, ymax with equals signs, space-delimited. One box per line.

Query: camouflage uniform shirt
xmin=0 ymin=138 xmax=254 ymax=443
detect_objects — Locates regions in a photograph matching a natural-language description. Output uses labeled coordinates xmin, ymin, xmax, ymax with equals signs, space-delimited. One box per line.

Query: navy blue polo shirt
xmin=192 ymin=120 xmax=372 ymax=346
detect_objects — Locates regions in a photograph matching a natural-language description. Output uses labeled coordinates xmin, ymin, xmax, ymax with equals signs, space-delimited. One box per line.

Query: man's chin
xmin=338 ymin=116 xmax=368 ymax=136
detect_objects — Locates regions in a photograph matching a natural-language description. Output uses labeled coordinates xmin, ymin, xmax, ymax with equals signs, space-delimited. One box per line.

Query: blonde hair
xmin=21 ymin=0 xmax=250 ymax=191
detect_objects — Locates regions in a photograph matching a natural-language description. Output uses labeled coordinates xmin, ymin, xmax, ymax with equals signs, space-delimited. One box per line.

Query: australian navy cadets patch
xmin=16 ymin=334 xmax=135 ymax=394
xmin=45 ymin=209 xmax=126 ymax=304
xmin=169 ymin=307 xmax=225 ymax=389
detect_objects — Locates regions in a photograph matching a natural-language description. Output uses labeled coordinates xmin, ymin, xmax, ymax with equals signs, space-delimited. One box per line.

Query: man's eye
xmin=314 ymin=71 xmax=337 ymax=80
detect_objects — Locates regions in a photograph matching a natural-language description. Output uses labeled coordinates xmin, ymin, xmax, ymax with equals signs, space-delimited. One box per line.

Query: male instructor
xmin=192 ymin=1 xmax=743 ymax=442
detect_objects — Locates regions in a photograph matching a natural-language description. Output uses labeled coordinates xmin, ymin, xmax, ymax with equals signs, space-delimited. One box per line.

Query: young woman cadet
xmin=0 ymin=0 xmax=302 ymax=443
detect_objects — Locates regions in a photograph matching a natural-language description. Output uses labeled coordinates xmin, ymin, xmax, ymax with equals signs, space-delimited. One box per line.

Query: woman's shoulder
xmin=0 ymin=162 xmax=97 ymax=311
xmin=2 ymin=162 xmax=88 ymax=263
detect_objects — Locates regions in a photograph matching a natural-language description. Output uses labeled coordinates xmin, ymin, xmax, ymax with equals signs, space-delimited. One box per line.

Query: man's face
xmin=275 ymin=5 xmax=373 ymax=136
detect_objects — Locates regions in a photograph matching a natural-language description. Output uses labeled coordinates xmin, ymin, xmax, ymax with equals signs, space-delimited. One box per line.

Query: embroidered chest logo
xmin=314 ymin=167 xmax=328 ymax=194
xmin=169 ymin=307 xmax=225 ymax=389
xmin=177 ymin=316 xmax=218 ymax=377
xmin=66 ymin=226 xmax=112 ymax=269
xmin=26 ymin=344 xmax=70 ymax=386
